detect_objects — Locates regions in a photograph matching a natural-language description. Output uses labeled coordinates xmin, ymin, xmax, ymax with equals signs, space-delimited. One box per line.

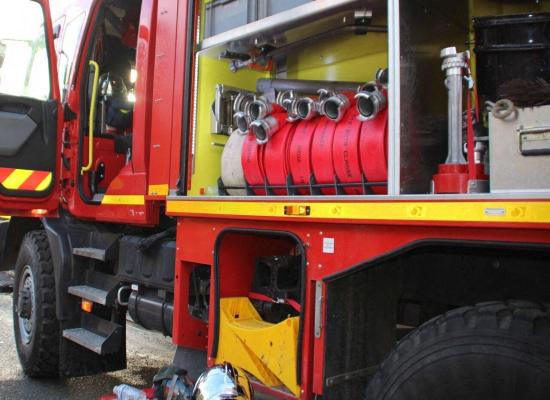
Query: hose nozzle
xmin=321 ymin=92 xmax=354 ymax=122
xmin=249 ymin=97 xmax=283 ymax=121
xmin=355 ymin=84 xmax=387 ymax=121
xmin=295 ymin=97 xmax=319 ymax=120
xmin=233 ymin=111 xmax=251 ymax=134
xmin=250 ymin=113 xmax=287 ymax=145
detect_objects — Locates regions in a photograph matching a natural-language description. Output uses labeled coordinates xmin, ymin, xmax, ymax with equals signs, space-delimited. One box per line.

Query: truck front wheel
xmin=366 ymin=301 xmax=550 ymax=400
xmin=13 ymin=231 xmax=59 ymax=378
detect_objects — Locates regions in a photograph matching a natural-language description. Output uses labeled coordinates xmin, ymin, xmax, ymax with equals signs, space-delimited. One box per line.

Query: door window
xmin=0 ymin=0 xmax=50 ymax=100
xmin=58 ymin=12 xmax=85 ymax=101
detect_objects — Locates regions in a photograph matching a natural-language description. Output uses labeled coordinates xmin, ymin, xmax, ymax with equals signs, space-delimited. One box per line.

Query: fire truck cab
xmin=1 ymin=0 xmax=550 ymax=399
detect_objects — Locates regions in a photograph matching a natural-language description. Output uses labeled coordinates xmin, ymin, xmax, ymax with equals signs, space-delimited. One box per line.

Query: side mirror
xmin=193 ymin=363 xmax=253 ymax=400
xmin=0 ymin=41 xmax=5 ymax=69
xmin=53 ymin=24 xmax=62 ymax=40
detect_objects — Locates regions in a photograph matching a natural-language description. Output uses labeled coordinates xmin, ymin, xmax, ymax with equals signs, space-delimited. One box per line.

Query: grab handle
xmin=81 ymin=60 xmax=100 ymax=175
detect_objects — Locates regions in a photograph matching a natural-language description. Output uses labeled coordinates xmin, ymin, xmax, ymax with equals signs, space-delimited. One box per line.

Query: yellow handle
xmin=81 ymin=60 xmax=100 ymax=175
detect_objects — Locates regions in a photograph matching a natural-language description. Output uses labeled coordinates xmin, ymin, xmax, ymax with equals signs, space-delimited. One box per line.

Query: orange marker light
xmin=284 ymin=205 xmax=311 ymax=216
xmin=31 ymin=209 xmax=48 ymax=216
xmin=81 ymin=300 xmax=93 ymax=313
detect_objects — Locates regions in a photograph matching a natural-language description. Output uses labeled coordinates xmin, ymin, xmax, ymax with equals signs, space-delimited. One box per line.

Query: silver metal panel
xmin=387 ymin=0 xmax=400 ymax=195
xmin=199 ymin=0 xmax=382 ymax=55
xmin=489 ymin=105 xmax=550 ymax=193
xmin=262 ymin=0 xmax=312 ymax=17
xmin=398 ymin=0 xmax=469 ymax=194
xmin=204 ymin=0 xmax=257 ymax=38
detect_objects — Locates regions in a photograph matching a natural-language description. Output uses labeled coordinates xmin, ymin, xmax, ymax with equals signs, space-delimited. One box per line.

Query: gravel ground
xmin=0 ymin=292 xmax=176 ymax=400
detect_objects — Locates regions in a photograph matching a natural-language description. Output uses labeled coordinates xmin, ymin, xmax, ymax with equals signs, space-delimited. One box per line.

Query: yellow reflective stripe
xmin=101 ymin=195 xmax=145 ymax=205
xmin=166 ymin=200 xmax=550 ymax=225
xmin=148 ymin=184 xmax=169 ymax=196
xmin=35 ymin=173 xmax=52 ymax=192
xmin=2 ymin=169 xmax=34 ymax=190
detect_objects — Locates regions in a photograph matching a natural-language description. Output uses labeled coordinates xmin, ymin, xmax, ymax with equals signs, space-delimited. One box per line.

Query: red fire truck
xmin=1 ymin=0 xmax=550 ymax=398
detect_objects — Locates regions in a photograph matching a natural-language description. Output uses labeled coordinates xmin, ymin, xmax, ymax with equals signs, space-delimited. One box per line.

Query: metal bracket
xmin=314 ymin=281 xmax=323 ymax=338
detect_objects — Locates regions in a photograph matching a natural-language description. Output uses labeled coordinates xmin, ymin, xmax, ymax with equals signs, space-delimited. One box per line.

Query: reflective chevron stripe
xmin=0 ymin=168 xmax=52 ymax=191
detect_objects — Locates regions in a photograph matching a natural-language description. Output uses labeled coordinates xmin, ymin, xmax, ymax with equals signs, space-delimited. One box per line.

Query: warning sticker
xmin=323 ymin=237 xmax=335 ymax=254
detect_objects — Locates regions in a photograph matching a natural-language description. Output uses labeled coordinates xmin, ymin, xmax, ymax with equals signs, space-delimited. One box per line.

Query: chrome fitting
xmin=233 ymin=111 xmax=251 ymax=134
xmin=249 ymin=97 xmax=276 ymax=121
xmin=295 ymin=97 xmax=319 ymax=120
xmin=321 ymin=93 xmax=352 ymax=122
xmin=193 ymin=363 xmax=253 ymax=400
xmin=355 ymin=87 xmax=386 ymax=121
xmin=251 ymin=114 xmax=284 ymax=144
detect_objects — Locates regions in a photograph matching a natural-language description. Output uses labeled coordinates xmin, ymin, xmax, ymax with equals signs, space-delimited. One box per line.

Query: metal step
xmin=63 ymin=328 xmax=109 ymax=354
xmin=73 ymin=247 xmax=107 ymax=262
xmin=62 ymin=312 xmax=123 ymax=355
xmin=68 ymin=285 xmax=109 ymax=306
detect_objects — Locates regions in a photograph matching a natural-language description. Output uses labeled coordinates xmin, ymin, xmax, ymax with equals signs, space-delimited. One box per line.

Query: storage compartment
xmin=395 ymin=0 xmax=550 ymax=195
xmin=213 ymin=231 xmax=304 ymax=396
xmin=474 ymin=12 xmax=550 ymax=106
xmin=188 ymin=0 xmax=550 ymax=198
xmin=190 ymin=0 xmax=389 ymax=196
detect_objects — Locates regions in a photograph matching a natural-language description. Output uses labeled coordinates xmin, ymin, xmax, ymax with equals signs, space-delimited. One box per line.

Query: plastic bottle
xmin=113 ymin=384 xmax=147 ymax=400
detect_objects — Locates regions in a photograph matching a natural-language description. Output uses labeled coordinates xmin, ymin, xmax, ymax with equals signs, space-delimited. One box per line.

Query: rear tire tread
xmin=367 ymin=300 xmax=550 ymax=399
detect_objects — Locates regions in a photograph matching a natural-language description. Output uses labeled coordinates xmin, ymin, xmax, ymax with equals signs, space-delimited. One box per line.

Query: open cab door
xmin=0 ymin=0 xmax=61 ymax=217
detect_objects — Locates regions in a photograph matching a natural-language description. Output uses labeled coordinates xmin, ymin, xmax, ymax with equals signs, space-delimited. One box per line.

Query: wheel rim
xmin=17 ymin=265 xmax=35 ymax=345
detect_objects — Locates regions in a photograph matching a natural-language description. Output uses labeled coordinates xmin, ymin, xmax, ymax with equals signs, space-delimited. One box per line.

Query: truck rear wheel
xmin=13 ymin=231 xmax=59 ymax=378
xmin=366 ymin=301 xmax=550 ymax=400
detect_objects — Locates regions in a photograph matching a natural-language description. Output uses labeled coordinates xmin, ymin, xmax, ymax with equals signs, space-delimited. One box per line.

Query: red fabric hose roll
xmin=333 ymin=109 xmax=363 ymax=195
xmin=311 ymin=118 xmax=338 ymax=195
xmin=359 ymin=107 xmax=388 ymax=194
xmin=264 ymin=123 xmax=298 ymax=195
xmin=289 ymin=119 xmax=320 ymax=195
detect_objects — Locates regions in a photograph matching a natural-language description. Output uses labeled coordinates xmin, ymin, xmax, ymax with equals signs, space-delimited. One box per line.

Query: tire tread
xmin=13 ymin=230 xmax=59 ymax=378
xmin=366 ymin=300 xmax=550 ymax=399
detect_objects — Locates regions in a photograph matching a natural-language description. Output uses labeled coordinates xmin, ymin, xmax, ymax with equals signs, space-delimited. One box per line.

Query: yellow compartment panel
xmin=215 ymin=297 xmax=301 ymax=397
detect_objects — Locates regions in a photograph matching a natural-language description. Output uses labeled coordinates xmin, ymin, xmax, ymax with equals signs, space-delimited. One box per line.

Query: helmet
xmin=192 ymin=363 xmax=253 ymax=400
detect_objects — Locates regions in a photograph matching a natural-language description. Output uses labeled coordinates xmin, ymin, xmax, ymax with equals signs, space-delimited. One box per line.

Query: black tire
xmin=13 ymin=230 xmax=59 ymax=378
xmin=366 ymin=301 xmax=550 ymax=400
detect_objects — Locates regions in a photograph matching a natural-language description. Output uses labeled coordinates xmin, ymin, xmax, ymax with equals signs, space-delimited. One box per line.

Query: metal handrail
xmin=81 ymin=60 xmax=99 ymax=175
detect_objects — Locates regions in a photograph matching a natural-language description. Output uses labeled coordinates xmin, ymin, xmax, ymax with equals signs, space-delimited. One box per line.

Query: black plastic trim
xmin=178 ymin=0 xmax=196 ymax=195
xmin=323 ymin=238 xmax=550 ymax=284
xmin=0 ymin=98 xmax=57 ymax=198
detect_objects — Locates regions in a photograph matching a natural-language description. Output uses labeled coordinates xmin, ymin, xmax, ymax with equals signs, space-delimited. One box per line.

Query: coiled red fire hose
xmin=289 ymin=119 xmax=321 ymax=195
xmin=311 ymin=118 xmax=338 ymax=195
xmin=333 ymin=109 xmax=363 ymax=195
xmin=264 ymin=123 xmax=298 ymax=195
xmin=359 ymin=107 xmax=388 ymax=194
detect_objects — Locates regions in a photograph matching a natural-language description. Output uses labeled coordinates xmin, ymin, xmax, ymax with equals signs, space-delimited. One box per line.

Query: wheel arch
xmin=0 ymin=217 xmax=42 ymax=271
xmin=41 ymin=216 xmax=73 ymax=321
xmin=322 ymin=239 xmax=550 ymax=398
